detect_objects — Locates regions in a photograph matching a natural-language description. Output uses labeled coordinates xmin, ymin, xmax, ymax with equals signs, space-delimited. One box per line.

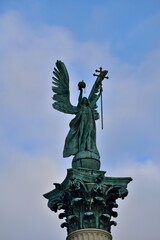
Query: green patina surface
xmin=44 ymin=168 xmax=132 ymax=234
xmin=52 ymin=60 xmax=108 ymax=162
xmin=44 ymin=60 xmax=132 ymax=235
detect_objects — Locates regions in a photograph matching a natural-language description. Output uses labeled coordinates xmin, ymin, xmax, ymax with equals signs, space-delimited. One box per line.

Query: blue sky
xmin=0 ymin=1 xmax=160 ymax=240
xmin=1 ymin=0 xmax=159 ymax=62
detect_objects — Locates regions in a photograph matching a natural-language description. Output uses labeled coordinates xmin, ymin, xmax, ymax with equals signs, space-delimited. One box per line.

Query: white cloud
xmin=0 ymin=10 xmax=113 ymax=162
xmin=0 ymin=155 xmax=67 ymax=240
xmin=98 ymin=48 xmax=160 ymax=166
xmin=0 ymin=153 xmax=159 ymax=240
xmin=112 ymin=161 xmax=160 ymax=240
xmin=0 ymin=9 xmax=160 ymax=240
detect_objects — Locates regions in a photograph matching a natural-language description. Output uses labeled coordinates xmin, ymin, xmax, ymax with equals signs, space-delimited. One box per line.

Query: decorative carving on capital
xmin=44 ymin=168 xmax=132 ymax=234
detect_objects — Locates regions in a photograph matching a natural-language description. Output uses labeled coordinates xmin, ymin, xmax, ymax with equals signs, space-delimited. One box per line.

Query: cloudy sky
xmin=0 ymin=1 xmax=160 ymax=240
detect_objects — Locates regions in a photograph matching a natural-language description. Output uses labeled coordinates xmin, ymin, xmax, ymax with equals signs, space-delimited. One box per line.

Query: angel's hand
xmin=100 ymin=86 xmax=103 ymax=94
xmin=79 ymin=88 xmax=83 ymax=93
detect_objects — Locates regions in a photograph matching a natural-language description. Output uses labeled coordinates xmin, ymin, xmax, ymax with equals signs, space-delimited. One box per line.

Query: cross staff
xmin=93 ymin=67 xmax=109 ymax=129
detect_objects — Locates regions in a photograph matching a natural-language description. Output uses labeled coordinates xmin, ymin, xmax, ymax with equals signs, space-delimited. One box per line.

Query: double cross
xmin=93 ymin=67 xmax=109 ymax=82
xmin=93 ymin=67 xmax=109 ymax=130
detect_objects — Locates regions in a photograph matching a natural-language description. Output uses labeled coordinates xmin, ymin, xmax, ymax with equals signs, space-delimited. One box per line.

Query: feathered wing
xmin=52 ymin=60 xmax=78 ymax=114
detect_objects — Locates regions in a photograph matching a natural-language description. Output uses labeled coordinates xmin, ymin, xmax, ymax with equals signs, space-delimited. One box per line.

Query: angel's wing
xmin=52 ymin=60 xmax=78 ymax=114
xmin=88 ymin=71 xmax=107 ymax=120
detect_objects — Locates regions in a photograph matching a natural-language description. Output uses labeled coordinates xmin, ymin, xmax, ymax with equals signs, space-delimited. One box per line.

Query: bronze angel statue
xmin=52 ymin=60 xmax=108 ymax=166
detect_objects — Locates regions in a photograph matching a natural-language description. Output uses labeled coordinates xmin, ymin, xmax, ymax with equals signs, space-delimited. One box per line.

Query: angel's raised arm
xmin=52 ymin=60 xmax=78 ymax=114
xmin=88 ymin=70 xmax=107 ymax=108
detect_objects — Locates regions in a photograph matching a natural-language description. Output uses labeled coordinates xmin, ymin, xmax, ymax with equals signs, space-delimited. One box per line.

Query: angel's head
xmin=81 ymin=97 xmax=89 ymax=106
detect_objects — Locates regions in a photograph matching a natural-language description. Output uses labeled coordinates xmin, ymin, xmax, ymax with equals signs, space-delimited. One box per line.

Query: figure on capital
xmin=44 ymin=61 xmax=132 ymax=238
xmin=52 ymin=60 xmax=108 ymax=161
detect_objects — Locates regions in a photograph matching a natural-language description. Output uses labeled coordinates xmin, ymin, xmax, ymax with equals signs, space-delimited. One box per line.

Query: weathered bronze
xmin=93 ymin=67 xmax=109 ymax=129
xmin=78 ymin=80 xmax=86 ymax=90
xmin=44 ymin=60 xmax=132 ymax=237
xmin=44 ymin=168 xmax=132 ymax=234
xmin=52 ymin=60 xmax=108 ymax=169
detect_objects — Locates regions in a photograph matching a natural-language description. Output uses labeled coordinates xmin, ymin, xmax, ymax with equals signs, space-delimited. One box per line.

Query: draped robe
xmin=63 ymin=98 xmax=100 ymax=158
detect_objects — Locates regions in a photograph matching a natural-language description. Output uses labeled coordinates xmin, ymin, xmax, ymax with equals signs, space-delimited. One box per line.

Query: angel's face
xmin=81 ymin=97 xmax=89 ymax=106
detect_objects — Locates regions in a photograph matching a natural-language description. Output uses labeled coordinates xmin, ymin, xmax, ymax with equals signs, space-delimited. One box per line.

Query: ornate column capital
xmin=44 ymin=168 xmax=132 ymax=235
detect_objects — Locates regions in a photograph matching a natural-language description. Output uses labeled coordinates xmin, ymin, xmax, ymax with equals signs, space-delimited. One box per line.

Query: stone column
xmin=67 ymin=229 xmax=112 ymax=240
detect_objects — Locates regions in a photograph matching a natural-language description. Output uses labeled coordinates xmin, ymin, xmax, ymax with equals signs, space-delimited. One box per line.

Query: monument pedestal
xmin=67 ymin=229 xmax=112 ymax=240
xmin=72 ymin=151 xmax=100 ymax=170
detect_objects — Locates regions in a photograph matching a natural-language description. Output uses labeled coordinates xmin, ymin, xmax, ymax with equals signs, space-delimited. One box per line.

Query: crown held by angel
xmin=52 ymin=60 xmax=108 ymax=164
